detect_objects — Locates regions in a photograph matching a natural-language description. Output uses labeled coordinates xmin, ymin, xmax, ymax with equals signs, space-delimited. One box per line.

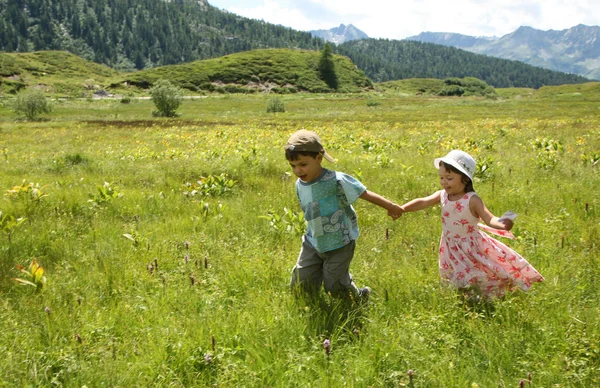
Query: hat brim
xmin=322 ymin=151 xmax=336 ymax=163
xmin=434 ymin=157 xmax=473 ymax=180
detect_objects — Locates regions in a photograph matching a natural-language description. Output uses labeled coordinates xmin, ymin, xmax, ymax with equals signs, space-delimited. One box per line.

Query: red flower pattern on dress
xmin=437 ymin=191 xmax=543 ymax=299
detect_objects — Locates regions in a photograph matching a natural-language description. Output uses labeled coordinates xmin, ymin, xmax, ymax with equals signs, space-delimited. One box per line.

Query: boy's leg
xmin=290 ymin=236 xmax=324 ymax=294
xmin=322 ymin=241 xmax=361 ymax=298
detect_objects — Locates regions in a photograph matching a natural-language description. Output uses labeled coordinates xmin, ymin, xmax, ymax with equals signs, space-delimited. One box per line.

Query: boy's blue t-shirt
xmin=296 ymin=169 xmax=366 ymax=253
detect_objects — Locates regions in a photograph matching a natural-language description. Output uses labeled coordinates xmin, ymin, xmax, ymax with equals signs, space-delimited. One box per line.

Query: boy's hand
xmin=387 ymin=204 xmax=404 ymax=220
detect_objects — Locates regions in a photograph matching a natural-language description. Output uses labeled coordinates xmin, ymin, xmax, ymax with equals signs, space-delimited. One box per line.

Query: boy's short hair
xmin=284 ymin=129 xmax=336 ymax=162
xmin=285 ymin=149 xmax=320 ymax=161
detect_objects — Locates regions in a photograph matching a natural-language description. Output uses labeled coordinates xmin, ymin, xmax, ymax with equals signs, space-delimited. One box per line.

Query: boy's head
xmin=284 ymin=130 xmax=336 ymax=163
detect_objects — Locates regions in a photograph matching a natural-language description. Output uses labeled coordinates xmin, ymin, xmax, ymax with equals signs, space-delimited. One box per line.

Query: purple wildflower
xmin=323 ymin=339 xmax=331 ymax=356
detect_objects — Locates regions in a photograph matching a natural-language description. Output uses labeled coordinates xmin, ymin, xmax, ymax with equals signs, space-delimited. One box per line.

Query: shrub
xmin=266 ymin=97 xmax=285 ymax=113
xmin=10 ymin=88 xmax=53 ymax=119
xmin=438 ymin=85 xmax=464 ymax=96
xmin=150 ymin=79 xmax=183 ymax=117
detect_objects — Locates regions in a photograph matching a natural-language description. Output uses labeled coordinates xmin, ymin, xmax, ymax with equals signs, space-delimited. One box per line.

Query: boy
xmin=285 ymin=129 xmax=403 ymax=299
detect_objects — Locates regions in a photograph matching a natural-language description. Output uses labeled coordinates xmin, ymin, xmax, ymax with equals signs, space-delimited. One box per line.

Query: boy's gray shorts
xmin=290 ymin=236 xmax=359 ymax=297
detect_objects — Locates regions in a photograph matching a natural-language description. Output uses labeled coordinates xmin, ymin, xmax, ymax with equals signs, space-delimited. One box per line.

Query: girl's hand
xmin=500 ymin=218 xmax=514 ymax=231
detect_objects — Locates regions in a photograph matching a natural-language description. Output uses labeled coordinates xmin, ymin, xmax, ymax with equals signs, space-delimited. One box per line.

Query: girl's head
xmin=434 ymin=150 xmax=476 ymax=193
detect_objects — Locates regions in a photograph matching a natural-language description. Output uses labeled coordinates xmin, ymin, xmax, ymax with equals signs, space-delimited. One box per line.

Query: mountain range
xmin=309 ymin=24 xmax=369 ymax=44
xmin=0 ymin=0 xmax=593 ymax=89
xmin=406 ymin=24 xmax=600 ymax=80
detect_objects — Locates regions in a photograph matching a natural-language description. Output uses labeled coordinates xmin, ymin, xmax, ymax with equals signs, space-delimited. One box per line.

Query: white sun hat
xmin=434 ymin=150 xmax=476 ymax=180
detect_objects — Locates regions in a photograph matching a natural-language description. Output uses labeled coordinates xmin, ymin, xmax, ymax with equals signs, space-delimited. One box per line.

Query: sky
xmin=207 ymin=0 xmax=600 ymax=39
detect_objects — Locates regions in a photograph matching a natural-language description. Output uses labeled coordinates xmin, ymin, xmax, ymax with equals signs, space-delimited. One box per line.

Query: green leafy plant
xmin=9 ymin=88 xmax=53 ymax=120
xmin=14 ymin=259 xmax=47 ymax=291
xmin=4 ymin=180 xmax=48 ymax=202
xmin=150 ymin=79 xmax=183 ymax=117
xmin=122 ymin=228 xmax=145 ymax=248
xmin=0 ymin=210 xmax=26 ymax=243
xmin=474 ymin=156 xmax=494 ymax=181
xmin=260 ymin=207 xmax=306 ymax=235
xmin=266 ymin=97 xmax=285 ymax=113
xmin=88 ymin=182 xmax=123 ymax=206
xmin=375 ymin=153 xmax=393 ymax=168
xmin=199 ymin=201 xmax=226 ymax=217
xmin=183 ymin=174 xmax=236 ymax=197
xmin=530 ymin=138 xmax=563 ymax=170
xmin=581 ymin=151 xmax=600 ymax=167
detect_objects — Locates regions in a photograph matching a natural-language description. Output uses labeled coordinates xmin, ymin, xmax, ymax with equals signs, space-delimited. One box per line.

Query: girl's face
xmin=288 ymin=154 xmax=323 ymax=183
xmin=439 ymin=164 xmax=467 ymax=197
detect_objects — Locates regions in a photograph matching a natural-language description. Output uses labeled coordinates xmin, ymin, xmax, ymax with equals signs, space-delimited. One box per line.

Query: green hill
xmin=0 ymin=0 xmax=322 ymax=71
xmin=0 ymin=51 xmax=119 ymax=96
xmin=115 ymin=49 xmax=372 ymax=94
xmin=375 ymin=77 xmax=496 ymax=97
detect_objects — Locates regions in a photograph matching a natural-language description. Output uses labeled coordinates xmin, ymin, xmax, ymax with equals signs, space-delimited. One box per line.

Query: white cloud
xmin=210 ymin=0 xmax=600 ymax=39
xmin=223 ymin=0 xmax=324 ymax=31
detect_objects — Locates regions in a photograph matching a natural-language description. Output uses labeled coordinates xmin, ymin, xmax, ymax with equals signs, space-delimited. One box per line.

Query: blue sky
xmin=208 ymin=0 xmax=600 ymax=39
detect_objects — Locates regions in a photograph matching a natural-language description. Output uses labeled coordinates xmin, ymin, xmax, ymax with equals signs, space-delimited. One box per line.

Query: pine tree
xmin=318 ymin=42 xmax=338 ymax=90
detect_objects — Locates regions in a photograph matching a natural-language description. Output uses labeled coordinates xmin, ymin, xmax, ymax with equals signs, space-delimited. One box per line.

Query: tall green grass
xmin=0 ymin=92 xmax=599 ymax=386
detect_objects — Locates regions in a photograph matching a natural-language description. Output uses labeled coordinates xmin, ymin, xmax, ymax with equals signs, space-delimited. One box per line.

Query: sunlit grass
xmin=0 ymin=91 xmax=599 ymax=386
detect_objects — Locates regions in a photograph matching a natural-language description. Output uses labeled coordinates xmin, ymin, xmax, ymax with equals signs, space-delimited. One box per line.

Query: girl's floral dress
xmin=439 ymin=191 xmax=543 ymax=298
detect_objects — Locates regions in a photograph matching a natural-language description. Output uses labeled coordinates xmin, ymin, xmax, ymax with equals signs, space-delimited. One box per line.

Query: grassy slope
xmin=0 ymin=51 xmax=120 ymax=97
xmin=0 ymin=89 xmax=599 ymax=386
xmin=114 ymin=48 xmax=373 ymax=93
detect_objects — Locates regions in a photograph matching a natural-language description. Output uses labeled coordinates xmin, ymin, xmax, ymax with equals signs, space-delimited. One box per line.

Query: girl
xmin=400 ymin=150 xmax=543 ymax=299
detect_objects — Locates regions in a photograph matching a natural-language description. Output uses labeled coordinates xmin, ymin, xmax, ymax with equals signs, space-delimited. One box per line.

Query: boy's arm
xmin=400 ymin=191 xmax=441 ymax=212
xmin=359 ymin=190 xmax=404 ymax=220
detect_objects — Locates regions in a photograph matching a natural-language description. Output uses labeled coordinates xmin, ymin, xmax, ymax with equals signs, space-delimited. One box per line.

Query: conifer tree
xmin=318 ymin=42 xmax=338 ymax=90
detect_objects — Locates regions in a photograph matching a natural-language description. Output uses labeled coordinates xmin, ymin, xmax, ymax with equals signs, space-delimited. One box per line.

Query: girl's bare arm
xmin=400 ymin=190 xmax=441 ymax=213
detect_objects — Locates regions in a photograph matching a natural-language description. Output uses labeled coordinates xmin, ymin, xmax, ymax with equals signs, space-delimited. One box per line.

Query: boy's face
xmin=288 ymin=154 xmax=323 ymax=183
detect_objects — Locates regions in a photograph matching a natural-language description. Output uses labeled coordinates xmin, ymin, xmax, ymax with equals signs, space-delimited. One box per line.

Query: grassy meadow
xmin=0 ymin=88 xmax=599 ymax=387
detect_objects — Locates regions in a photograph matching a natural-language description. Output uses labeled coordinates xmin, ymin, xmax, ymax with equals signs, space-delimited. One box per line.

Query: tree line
xmin=335 ymin=39 xmax=589 ymax=88
xmin=0 ymin=0 xmax=323 ymax=71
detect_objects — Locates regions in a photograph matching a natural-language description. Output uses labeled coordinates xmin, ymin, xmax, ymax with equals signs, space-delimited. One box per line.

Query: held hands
xmin=387 ymin=203 xmax=404 ymax=221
